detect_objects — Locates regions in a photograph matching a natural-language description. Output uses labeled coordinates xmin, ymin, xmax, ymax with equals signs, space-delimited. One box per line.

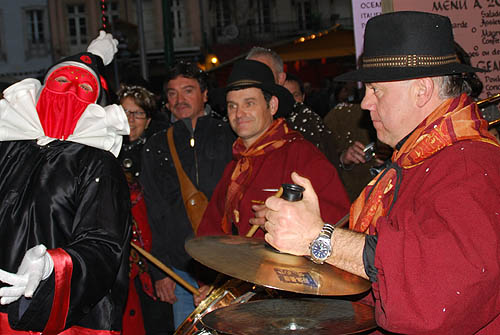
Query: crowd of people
xmin=0 ymin=9 xmax=498 ymax=335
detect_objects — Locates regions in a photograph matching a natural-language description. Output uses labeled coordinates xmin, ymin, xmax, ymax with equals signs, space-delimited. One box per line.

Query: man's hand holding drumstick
xmin=194 ymin=188 xmax=282 ymax=306
xmin=250 ymin=173 xmax=322 ymax=254
xmin=247 ymin=187 xmax=283 ymax=237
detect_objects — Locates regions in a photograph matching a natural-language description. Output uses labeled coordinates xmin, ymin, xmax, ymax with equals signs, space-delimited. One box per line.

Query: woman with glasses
xmin=117 ymin=84 xmax=172 ymax=335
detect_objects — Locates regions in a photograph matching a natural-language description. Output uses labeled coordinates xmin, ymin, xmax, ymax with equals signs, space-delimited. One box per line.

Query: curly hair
xmin=164 ymin=61 xmax=208 ymax=93
xmin=434 ymin=75 xmax=473 ymax=100
xmin=117 ymin=84 xmax=157 ymax=118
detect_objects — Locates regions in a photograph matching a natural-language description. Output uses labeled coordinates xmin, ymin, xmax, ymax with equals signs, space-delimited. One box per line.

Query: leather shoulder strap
xmin=166 ymin=127 xmax=198 ymax=200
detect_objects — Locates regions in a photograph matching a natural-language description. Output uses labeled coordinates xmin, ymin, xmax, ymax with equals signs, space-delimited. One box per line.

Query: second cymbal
xmin=202 ymin=298 xmax=376 ymax=335
xmin=186 ymin=235 xmax=371 ymax=296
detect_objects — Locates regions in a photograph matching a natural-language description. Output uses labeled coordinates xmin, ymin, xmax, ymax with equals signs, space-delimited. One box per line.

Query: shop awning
xmin=207 ymin=27 xmax=355 ymax=73
xmin=273 ymin=29 xmax=355 ymax=62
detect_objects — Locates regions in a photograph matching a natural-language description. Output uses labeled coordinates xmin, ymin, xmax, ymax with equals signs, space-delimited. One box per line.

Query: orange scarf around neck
xmin=350 ymin=94 xmax=499 ymax=234
xmin=221 ymin=118 xmax=299 ymax=234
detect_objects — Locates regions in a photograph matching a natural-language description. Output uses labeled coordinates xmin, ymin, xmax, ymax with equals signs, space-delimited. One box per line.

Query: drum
xmin=174 ymin=278 xmax=276 ymax=335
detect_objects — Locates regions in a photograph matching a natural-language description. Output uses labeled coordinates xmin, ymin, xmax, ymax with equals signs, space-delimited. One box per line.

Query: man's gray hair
xmin=434 ymin=75 xmax=472 ymax=99
xmin=246 ymin=46 xmax=284 ymax=74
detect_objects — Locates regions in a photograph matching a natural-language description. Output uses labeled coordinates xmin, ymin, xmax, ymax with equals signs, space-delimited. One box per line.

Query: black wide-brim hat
xmin=336 ymin=11 xmax=486 ymax=83
xmin=225 ymin=59 xmax=295 ymax=118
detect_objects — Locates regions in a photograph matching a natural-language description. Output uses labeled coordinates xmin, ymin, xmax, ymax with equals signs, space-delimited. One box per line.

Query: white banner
xmin=351 ymin=0 xmax=383 ymax=65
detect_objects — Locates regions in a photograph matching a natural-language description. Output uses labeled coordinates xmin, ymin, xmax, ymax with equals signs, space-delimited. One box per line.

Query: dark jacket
xmin=118 ymin=118 xmax=169 ymax=181
xmin=287 ymin=102 xmax=341 ymax=170
xmin=140 ymin=115 xmax=235 ymax=275
xmin=0 ymin=140 xmax=131 ymax=333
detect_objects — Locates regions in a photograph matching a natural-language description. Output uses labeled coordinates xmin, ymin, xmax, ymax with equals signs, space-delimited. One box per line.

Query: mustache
xmin=174 ymin=102 xmax=191 ymax=110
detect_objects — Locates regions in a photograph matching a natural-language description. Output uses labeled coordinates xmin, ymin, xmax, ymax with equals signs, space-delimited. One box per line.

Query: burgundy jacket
xmin=198 ymin=133 xmax=350 ymax=238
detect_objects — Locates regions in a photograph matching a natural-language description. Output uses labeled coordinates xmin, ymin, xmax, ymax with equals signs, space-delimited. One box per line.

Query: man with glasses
xmin=140 ymin=62 xmax=235 ymax=329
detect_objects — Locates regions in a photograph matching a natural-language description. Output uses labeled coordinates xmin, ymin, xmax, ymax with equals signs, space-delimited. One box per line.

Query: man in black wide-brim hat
xmin=256 ymin=11 xmax=500 ymax=333
xmin=197 ymin=59 xmax=349 ymax=239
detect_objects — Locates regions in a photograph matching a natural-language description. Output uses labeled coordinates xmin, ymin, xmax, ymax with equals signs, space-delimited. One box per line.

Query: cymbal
xmin=202 ymin=298 xmax=376 ymax=335
xmin=185 ymin=235 xmax=371 ymax=296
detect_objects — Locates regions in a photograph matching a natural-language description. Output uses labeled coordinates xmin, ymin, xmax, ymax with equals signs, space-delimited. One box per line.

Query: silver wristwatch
xmin=309 ymin=223 xmax=335 ymax=264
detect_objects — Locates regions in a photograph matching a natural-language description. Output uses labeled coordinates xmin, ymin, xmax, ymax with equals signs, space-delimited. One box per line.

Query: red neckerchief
xmin=350 ymin=94 xmax=499 ymax=234
xmin=221 ymin=118 xmax=299 ymax=233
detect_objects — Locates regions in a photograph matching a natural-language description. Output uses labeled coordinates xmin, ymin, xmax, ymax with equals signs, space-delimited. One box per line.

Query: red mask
xmin=36 ymin=65 xmax=99 ymax=139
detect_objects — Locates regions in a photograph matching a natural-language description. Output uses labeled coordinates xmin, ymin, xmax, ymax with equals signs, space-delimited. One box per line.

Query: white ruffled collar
xmin=0 ymin=78 xmax=129 ymax=157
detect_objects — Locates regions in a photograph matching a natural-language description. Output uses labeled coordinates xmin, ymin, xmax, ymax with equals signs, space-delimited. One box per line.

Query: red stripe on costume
xmin=44 ymin=248 xmax=73 ymax=335
xmin=59 ymin=325 xmax=120 ymax=335
xmin=1 ymin=313 xmax=119 ymax=335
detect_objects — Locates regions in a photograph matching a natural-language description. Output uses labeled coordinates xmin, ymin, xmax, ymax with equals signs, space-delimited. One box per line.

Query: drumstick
xmin=246 ymin=223 xmax=260 ymax=237
xmin=130 ymin=242 xmax=200 ymax=296
xmin=247 ymin=187 xmax=284 ymax=238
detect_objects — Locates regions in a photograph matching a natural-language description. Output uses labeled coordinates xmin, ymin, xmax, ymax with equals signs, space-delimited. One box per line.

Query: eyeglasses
xmin=124 ymin=109 xmax=147 ymax=119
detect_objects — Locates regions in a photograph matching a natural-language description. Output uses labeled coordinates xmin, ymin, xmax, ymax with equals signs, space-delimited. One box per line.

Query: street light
xmin=206 ymin=54 xmax=219 ymax=70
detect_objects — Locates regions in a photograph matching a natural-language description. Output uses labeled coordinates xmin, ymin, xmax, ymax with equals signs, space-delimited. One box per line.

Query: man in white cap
xmin=0 ymin=31 xmax=132 ymax=334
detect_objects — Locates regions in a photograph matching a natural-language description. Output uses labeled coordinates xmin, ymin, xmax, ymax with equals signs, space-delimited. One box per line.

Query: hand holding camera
xmin=340 ymin=141 xmax=386 ymax=170
xmin=340 ymin=141 xmax=369 ymax=168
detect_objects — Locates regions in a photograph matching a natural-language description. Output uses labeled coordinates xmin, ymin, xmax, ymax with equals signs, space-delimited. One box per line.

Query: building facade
xmin=206 ymin=0 xmax=352 ymax=46
xmin=0 ymin=0 xmax=52 ymax=82
xmin=0 ymin=0 xmax=354 ymax=88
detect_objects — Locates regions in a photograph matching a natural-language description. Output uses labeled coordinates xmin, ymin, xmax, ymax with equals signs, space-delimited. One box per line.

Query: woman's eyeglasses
xmin=124 ymin=109 xmax=147 ymax=119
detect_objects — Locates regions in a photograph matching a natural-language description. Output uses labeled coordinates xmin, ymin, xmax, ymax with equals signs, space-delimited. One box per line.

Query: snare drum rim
xmin=174 ymin=279 xmax=247 ymax=335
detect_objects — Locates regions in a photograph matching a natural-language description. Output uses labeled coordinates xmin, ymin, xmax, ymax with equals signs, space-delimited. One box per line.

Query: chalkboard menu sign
xmin=393 ymin=0 xmax=500 ymax=98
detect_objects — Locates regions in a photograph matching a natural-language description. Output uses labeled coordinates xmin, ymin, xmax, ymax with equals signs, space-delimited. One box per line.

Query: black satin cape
xmin=0 ymin=140 xmax=131 ymax=333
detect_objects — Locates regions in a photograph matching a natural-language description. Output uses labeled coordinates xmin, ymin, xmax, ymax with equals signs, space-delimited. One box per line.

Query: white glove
xmin=0 ymin=245 xmax=54 ymax=305
xmin=87 ymin=30 xmax=119 ymax=66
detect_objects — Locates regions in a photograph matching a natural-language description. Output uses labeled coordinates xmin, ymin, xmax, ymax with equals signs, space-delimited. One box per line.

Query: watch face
xmin=311 ymin=239 xmax=330 ymax=260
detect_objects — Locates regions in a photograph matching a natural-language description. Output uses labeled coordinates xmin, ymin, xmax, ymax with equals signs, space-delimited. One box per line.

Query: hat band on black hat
xmin=363 ymin=54 xmax=459 ymax=68
xmin=227 ymin=79 xmax=264 ymax=88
